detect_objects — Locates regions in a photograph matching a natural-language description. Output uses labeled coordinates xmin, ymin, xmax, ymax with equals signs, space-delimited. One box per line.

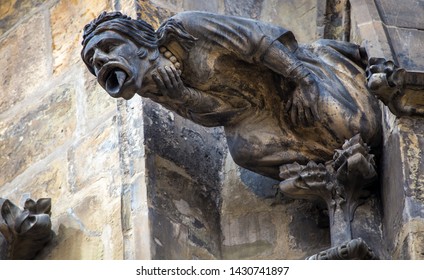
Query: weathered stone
xmin=1 ymin=157 xmax=67 ymax=206
xmin=0 ymin=12 xmax=51 ymax=114
xmin=0 ymin=83 xmax=76 ymax=186
xmin=50 ymin=0 xmax=111 ymax=75
xmin=0 ymin=0 xmax=45 ymax=35
xmin=144 ymin=101 xmax=226 ymax=191
xmin=67 ymin=116 xmax=120 ymax=193
xmin=375 ymin=0 xmax=424 ymax=30
xmin=381 ymin=116 xmax=424 ymax=259
xmin=260 ymin=0 xmax=317 ymax=43
xmin=350 ymin=0 xmax=393 ymax=59
xmin=84 ymin=70 xmax=117 ymax=127
xmin=386 ymin=27 xmax=424 ymax=71
xmin=39 ymin=221 xmax=104 ymax=260
xmin=148 ymin=155 xmax=221 ymax=259
xmin=224 ymin=0 xmax=263 ymax=19
xmin=35 ymin=190 xmax=123 ymax=259
xmin=183 ymin=0 xmax=222 ymax=12
xmin=135 ymin=0 xmax=173 ymax=29
xmin=220 ymin=157 xmax=330 ymax=259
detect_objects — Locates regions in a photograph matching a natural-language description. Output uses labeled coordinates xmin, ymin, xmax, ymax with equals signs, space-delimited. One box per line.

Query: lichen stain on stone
xmin=393 ymin=219 xmax=424 ymax=259
xmin=222 ymin=240 xmax=273 ymax=259
xmin=0 ymin=0 xmax=14 ymax=18
xmin=402 ymin=131 xmax=424 ymax=201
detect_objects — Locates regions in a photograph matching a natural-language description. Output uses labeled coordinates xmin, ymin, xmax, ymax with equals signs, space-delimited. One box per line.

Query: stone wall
xmin=3 ymin=0 xmax=417 ymax=260
xmin=351 ymin=0 xmax=424 ymax=259
xmin=0 ymin=0 xmax=123 ymax=259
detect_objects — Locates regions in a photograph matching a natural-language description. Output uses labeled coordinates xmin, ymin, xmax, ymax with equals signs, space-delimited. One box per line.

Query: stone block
xmin=144 ymin=101 xmax=226 ymax=190
xmin=0 ymin=83 xmax=76 ymax=186
xmin=50 ymin=0 xmax=111 ymax=75
xmin=260 ymin=0 xmax=317 ymax=43
xmin=83 ymin=70 xmax=117 ymax=127
xmin=375 ymin=0 xmax=424 ymax=30
xmin=381 ymin=115 xmax=424 ymax=259
xmin=183 ymin=0 xmax=222 ymax=12
xmin=148 ymin=155 xmax=221 ymax=259
xmin=136 ymin=0 xmax=173 ymax=29
xmin=1 ymin=156 xmax=67 ymax=207
xmin=386 ymin=27 xmax=424 ymax=71
xmin=67 ymin=116 xmax=120 ymax=194
xmin=224 ymin=0 xmax=263 ymax=19
xmin=0 ymin=12 xmax=51 ymax=114
xmin=0 ymin=0 xmax=45 ymax=35
xmin=220 ymin=157 xmax=330 ymax=259
xmin=34 ymin=185 xmax=123 ymax=259
xmin=39 ymin=218 xmax=104 ymax=260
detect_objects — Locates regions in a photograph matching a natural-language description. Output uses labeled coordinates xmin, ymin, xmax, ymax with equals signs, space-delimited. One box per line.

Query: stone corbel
xmin=279 ymin=135 xmax=378 ymax=259
xmin=367 ymin=57 xmax=424 ymax=117
xmin=0 ymin=198 xmax=53 ymax=260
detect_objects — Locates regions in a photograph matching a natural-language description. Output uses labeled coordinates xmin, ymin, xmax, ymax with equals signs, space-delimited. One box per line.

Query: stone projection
xmin=81 ymin=11 xmax=401 ymax=259
xmin=0 ymin=198 xmax=52 ymax=260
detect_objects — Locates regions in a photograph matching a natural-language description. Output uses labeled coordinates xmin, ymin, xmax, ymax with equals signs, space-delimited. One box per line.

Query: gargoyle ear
xmin=24 ymin=199 xmax=36 ymax=213
xmin=1 ymin=200 xmax=22 ymax=229
xmin=35 ymin=198 xmax=51 ymax=215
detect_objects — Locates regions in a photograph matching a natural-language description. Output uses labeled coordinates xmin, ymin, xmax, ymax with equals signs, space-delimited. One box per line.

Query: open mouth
xmin=98 ymin=64 xmax=130 ymax=98
xmin=104 ymin=68 xmax=127 ymax=97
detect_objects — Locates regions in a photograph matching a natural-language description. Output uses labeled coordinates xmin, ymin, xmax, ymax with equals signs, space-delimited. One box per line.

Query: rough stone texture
xmin=0 ymin=83 xmax=76 ymax=186
xmin=350 ymin=0 xmax=393 ymax=59
xmin=136 ymin=0 xmax=174 ymax=29
xmin=260 ymin=0 xmax=318 ymax=43
xmin=0 ymin=0 xmax=124 ymax=260
xmin=224 ymin=0 xmax=264 ymax=20
xmin=148 ymin=155 xmax=221 ymax=259
xmin=50 ymin=0 xmax=111 ymax=75
xmin=351 ymin=0 xmax=424 ymax=259
xmin=0 ymin=12 xmax=51 ymax=114
xmin=381 ymin=117 xmax=424 ymax=259
xmin=220 ymin=158 xmax=330 ymax=259
xmin=0 ymin=0 xmax=45 ymax=36
xmin=3 ymin=0 xmax=424 ymax=260
xmin=385 ymin=27 xmax=424 ymax=71
xmin=83 ymin=70 xmax=118 ymax=129
xmin=67 ymin=116 xmax=121 ymax=194
xmin=375 ymin=0 xmax=424 ymax=30
xmin=143 ymin=100 xmax=226 ymax=259
xmin=183 ymin=0 xmax=222 ymax=12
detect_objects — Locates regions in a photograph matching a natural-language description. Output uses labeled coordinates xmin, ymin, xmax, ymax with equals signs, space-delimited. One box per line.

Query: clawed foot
xmin=333 ymin=134 xmax=376 ymax=182
xmin=279 ymin=161 xmax=330 ymax=200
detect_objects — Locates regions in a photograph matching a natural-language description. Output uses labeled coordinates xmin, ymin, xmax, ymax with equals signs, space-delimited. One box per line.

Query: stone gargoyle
xmin=81 ymin=11 xmax=384 ymax=181
xmin=0 ymin=198 xmax=52 ymax=260
xmin=81 ymin=11 xmax=395 ymax=258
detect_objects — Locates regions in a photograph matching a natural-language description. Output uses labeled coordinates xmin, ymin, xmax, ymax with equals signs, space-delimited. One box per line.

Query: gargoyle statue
xmin=0 ymin=198 xmax=52 ymax=260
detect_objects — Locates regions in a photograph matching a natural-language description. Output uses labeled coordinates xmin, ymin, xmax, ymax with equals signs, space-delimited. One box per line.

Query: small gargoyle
xmin=0 ymin=198 xmax=53 ymax=260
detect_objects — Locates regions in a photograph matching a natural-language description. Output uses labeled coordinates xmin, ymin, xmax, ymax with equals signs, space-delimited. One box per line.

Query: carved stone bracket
xmin=367 ymin=57 xmax=424 ymax=117
xmin=306 ymin=238 xmax=377 ymax=260
xmin=279 ymin=134 xmax=378 ymax=259
xmin=0 ymin=198 xmax=53 ymax=260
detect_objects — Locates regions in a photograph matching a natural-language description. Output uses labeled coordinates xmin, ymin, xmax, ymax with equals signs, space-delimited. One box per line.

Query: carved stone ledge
xmin=306 ymin=238 xmax=378 ymax=260
xmin=367 ymin=57 xmax=424 ymax=117
xmin=279 ymin=135 xmax=378 ymax=256
xmin=0 ymin=198 xmax=53 ymax=260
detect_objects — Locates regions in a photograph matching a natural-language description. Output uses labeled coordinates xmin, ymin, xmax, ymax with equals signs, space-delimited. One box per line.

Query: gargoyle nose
xmin=93 ymin=50 xmax=109 ymax=71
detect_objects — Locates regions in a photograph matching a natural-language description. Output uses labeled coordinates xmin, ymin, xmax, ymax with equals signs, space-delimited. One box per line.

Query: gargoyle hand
xmin=152 ymin=66 xmax=190 ymax=104
xmin=285 ymin=73 xmax=320 ymax=127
